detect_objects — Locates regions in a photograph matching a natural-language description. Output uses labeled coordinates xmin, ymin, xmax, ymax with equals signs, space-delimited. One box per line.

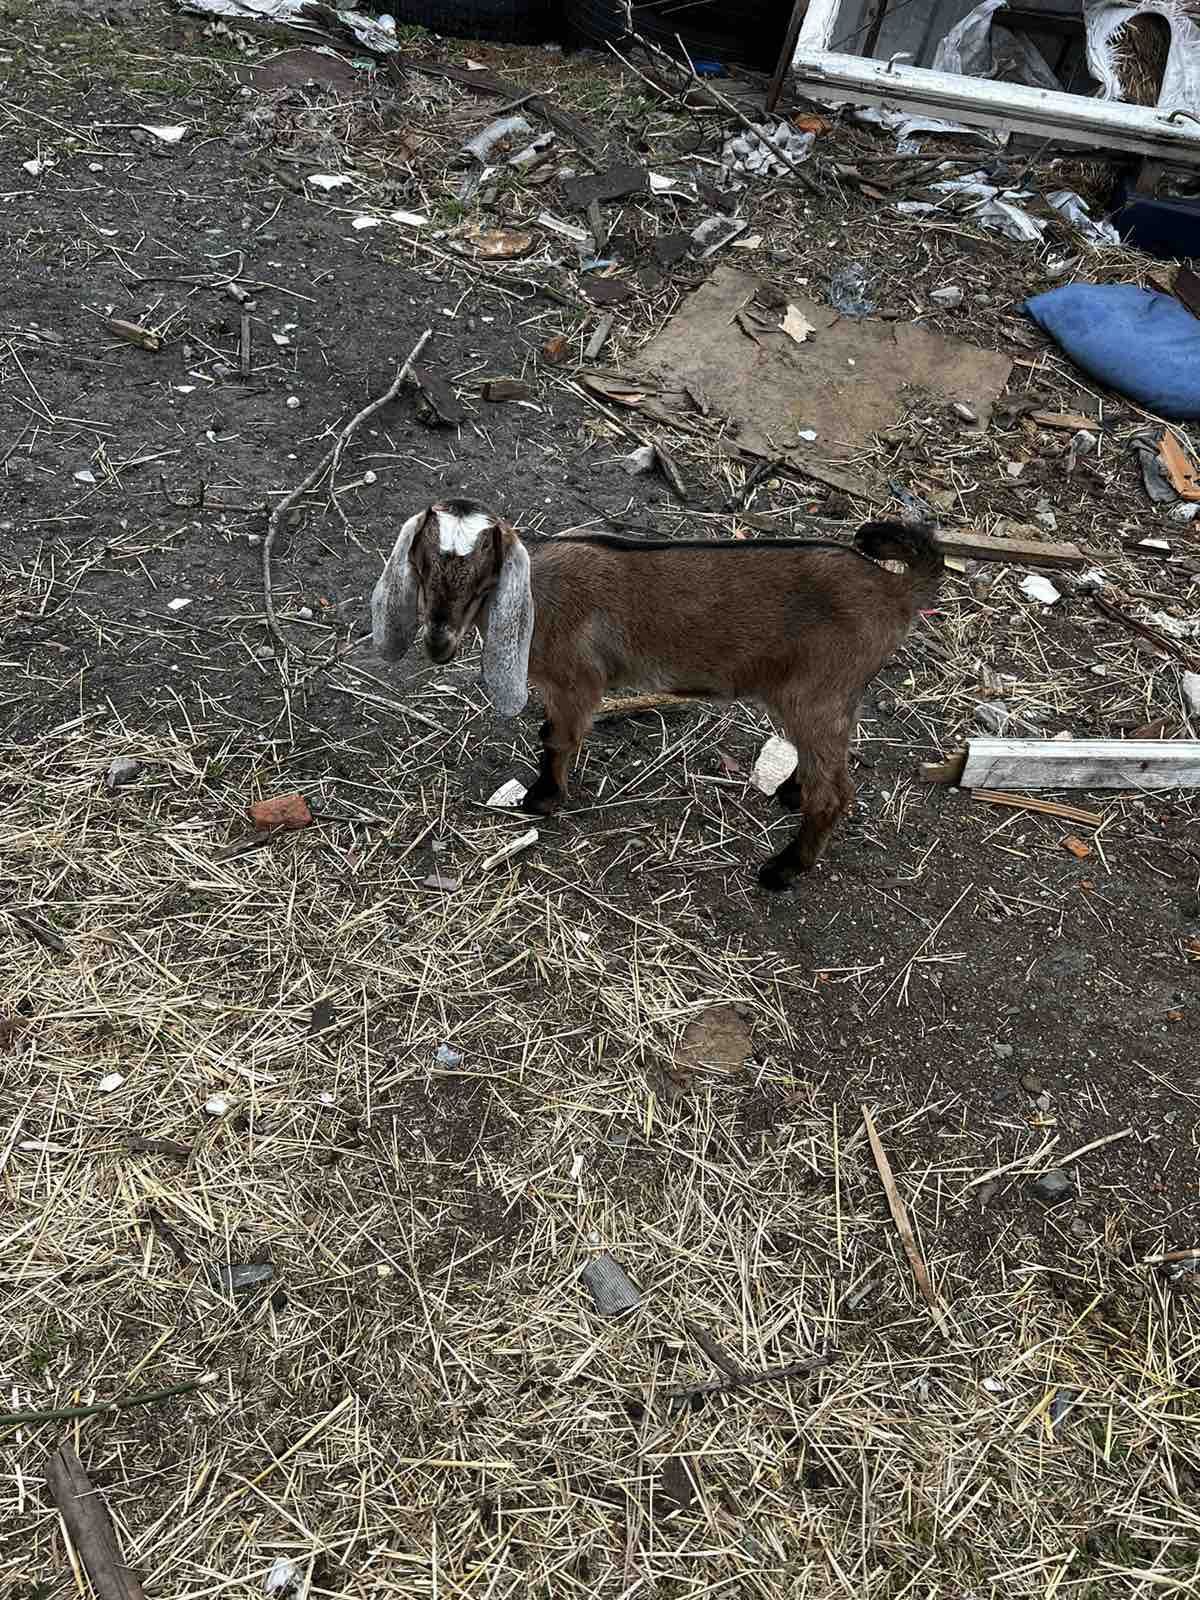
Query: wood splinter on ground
xmin=862 ymin=1105 xmax=949 ymax=1334
xmin=46 ymin=1443 xmax=146 ymax=1600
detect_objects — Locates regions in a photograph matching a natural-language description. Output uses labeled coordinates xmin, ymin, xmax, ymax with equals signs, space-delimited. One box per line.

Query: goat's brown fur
xmin=372 ymin=503 xmax=942 ymax=890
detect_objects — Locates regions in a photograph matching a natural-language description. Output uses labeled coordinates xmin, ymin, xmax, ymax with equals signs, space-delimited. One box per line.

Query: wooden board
xmin=962 ymin=739 xmax=1200 ymax=791
xmin=933 ymin=531 xmax=1089 ymax=569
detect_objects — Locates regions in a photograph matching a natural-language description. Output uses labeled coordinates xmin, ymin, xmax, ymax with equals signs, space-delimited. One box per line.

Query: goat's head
xmin=371 ymin=500 xmax=534 ymax=717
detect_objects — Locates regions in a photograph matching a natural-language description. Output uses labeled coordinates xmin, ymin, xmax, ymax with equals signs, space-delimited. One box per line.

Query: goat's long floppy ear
xmin=371 ymin=511 xmax=428 ymax=661
xmin=481 ymin=524 xmax=533 ymax=718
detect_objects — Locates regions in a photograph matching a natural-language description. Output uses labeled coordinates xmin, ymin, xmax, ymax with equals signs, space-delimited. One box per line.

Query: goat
xmin=371 ymin=501 xmax=942 ymax=890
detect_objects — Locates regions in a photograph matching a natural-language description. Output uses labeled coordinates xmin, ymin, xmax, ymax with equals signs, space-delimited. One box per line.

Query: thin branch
xmin=262 ymin=327 xmax=433 ymax=650
xmin=2 ymin=1377 xmax=210 ymax=1431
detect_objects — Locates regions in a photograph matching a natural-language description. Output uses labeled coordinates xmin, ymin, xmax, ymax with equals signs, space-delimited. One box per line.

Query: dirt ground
xmin=3 ymin=2 xmax=1200 ymax=1596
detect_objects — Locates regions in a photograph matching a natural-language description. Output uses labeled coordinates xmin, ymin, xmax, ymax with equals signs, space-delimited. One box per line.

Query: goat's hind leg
xmin=758 ymin=739 xmax=854 ymax=892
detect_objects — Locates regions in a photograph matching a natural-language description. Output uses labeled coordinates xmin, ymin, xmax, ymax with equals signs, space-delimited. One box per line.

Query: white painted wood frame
xmin=789 ymin=0 xmax=1200 ymax=162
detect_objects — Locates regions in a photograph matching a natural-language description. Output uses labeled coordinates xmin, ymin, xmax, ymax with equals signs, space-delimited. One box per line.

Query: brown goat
xmin=372 ymin=501 xmax=942 ymax=890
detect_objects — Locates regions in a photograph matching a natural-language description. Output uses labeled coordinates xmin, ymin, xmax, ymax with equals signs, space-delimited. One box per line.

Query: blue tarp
xmin=1025 ymin=284 xmax=1200 ymax=421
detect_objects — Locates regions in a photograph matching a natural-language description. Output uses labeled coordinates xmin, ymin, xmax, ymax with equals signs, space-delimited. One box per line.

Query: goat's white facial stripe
xmin=435 ymin=508 xmax=493 ymax=556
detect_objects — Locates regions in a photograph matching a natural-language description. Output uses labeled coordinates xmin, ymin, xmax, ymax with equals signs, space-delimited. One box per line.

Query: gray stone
xmin=1031 ymin=1167 xmax=1073 ymax=1205
xmin=105 ymin=756 xmax=142 ymax=791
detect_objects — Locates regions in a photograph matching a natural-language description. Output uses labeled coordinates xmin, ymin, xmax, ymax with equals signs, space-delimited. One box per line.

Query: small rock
xmin=1031 ymin=1167 xmax=1073 ymax=1205
xmin=204 ymin=1093 xmax=231 ymax=1117
xmin=977 ymin=1179 xmax=1001 ymax=1205
xmin=105 ymin=755 xmax=142 ymax=791
xmin=1019 ymin=1071 xmax=1042 ymax=1095
xmin=992 ymin=1041 xmax=1014 ymax=1060
xmin=1182 ymin=671 xmax=1200 ymax=720
xmin=98 ymin=1072 xmax=124 ymax=1092
xmin=1035 ymin=1091 xmax=1052 ymax=1112
xmin=1070 ymin=428 xmax=1098 ymax=457
xmin=248 ymin=793 xmax=313 ymax=831
xmin=930 ymin=285 xmax=963 ymax=308
xmin=952 ymin=402 xmax=977 ymax=423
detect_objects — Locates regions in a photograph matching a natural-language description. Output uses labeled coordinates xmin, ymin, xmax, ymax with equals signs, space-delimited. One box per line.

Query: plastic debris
xmin=265 ymin=1556 xmax=303 ymax=1596
xmin=750 ymin=735 xmax=798 ymax=795
xmin=435 ymin=1043 xmax=464 ymax=1068
xmin=486 ymin=777 xmax=527 ymax=808
xmin=580 ymin=1253 xmax=642 ymax=1315
xmin=1183 ymin=672 xmax=1200 ymax=719
xmin=204 ymin=1093 xmax=231 ymax=1117
xmin=689 ymin=216 xmax=746 ymax=259
xmin=305 ymin=172 xmax=354 ymax=190
xmin=208 ymin=1262 xmax=274 ymax=1293
xmin=828 ymin=261 xmax=876 ymax=318
xmin=462 ymin=114 xmax=533 ymax=164
xmin=98 ymin=1073 xmax=124 ymax=1093
xmin=1020 ymin=574 xmax=1062 ymax=606
xmin=722 ymin=120 xmax=813 ymax=177
xmin=138 ymin=124 xmax=188 ymax=143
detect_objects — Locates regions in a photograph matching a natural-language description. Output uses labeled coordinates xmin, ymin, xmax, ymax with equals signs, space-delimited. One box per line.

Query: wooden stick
xmin=45 ymin=1444 xmax=146 ymax=1600
xmin=3 ymin=1377 xmax=207 ymax=1431
xmin=663 ymin=1354 xmax=831 ymax=1402
xmin=262 ymin=328 xmax=432 ymax=650
xmin=862 ymin=1105 xmax=949 ymax=1333
xmin=970 ymin=790 xmax=1104 ymax=827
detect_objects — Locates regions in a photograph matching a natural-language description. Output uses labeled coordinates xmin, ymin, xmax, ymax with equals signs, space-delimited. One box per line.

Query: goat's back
xmin=525 ymin=538 xmax=920 ymax=698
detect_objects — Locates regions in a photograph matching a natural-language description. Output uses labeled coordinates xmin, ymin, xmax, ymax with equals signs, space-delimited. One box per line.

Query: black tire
xmin=388 ymin=0 xmax=552 ymax=46
xmin=562 ymin=0 xmax=790 ymax=71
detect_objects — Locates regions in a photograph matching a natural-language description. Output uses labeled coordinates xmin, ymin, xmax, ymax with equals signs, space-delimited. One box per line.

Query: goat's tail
xmin=853 ymin=520 xmax=943 ymax=611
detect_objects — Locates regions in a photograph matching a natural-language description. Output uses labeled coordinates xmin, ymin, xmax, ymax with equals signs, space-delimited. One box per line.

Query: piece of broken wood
xmin=411 ymin=365 xmax=464 ymax=427
xmin=862 ymin=1105 xmax=949 ymax=1333
xmin=932 ymin=530 xmax=1089 ymax=569
xmin=963 ymin=740 xmax=1200 ymax=792
xmin=919 ymin=749 xmax=967 ymax=785
xmin=45 ymin=1443 xmax=147 ymax=1600
xmin=1030 ymin=410 xmax=1099 ymax=432
xmin=971 ymin=790 xmax=1103 ymax=827
xmin=11 ymin=910 xmax=68 ymax=955
xmin=663 ymin=1354 xmax=831 ymax=1404
xmin=481 ymin=377 xmax=532 ymax=402
xmin=105 ymin=318 xmax=161 ymax=353
xmin=1158 ymin=429 xmax=1200 ymax=501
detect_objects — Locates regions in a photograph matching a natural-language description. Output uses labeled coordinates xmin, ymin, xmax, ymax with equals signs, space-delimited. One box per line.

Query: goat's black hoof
xmin=757 ymin=859 xmax=797 ymax=893
xmin=520 ymin=783 xmax=563 ymax=816
xmin=775 ymin=782 xmax=804 ymax=812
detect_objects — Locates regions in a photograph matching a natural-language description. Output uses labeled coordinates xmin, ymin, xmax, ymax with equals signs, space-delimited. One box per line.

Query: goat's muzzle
xmin=426 ymin=626 xmax=461 ymax=665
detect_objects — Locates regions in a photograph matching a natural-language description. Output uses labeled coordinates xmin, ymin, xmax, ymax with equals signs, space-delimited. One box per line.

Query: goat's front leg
xmin=520 ymin=685 xmax=600 ymax=815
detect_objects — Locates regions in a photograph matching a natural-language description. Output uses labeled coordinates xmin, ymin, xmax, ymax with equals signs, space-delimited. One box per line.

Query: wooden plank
xmin=962 ymin=739 xmax=1200 ymax=792
xmin=932 ymin=530 xmax=1088 ymax=569
xmin=767 ymin=0 xmax=812 ymax=113
xmin=788 ymin=49 xmax=1200 ymax=162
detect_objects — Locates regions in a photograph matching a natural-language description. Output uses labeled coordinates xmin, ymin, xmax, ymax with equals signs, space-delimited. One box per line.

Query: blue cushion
xmin=1024 ymin=284 xmax=1200 ymax=420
